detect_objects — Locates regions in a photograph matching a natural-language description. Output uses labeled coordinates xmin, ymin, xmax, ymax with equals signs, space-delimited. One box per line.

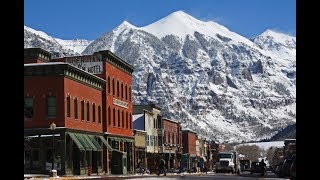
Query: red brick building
xmin=52 ymin=50 xmax=134 ymax=174
xmin=24 ymin=48 xmax=108 ymax=176
xmin=24 ymin=48 xmax=134 ymax=176
xmin=161 ymin=118 xmax=182 ymax=170
xmin=182 ymin=129 xmax=198 ymax=171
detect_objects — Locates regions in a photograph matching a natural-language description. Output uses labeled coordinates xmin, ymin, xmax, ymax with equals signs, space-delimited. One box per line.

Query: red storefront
xmin=182 ymin=129 xmax=198 ymax=171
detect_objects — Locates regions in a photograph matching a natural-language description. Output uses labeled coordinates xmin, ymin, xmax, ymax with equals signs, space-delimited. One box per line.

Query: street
xmin=86 ymin=171 xmax=290 ymax=180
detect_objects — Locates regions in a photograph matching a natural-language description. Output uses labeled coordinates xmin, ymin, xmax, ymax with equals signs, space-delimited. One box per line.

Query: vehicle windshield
xmin=219 ymin=154 xmax=232 ymax=158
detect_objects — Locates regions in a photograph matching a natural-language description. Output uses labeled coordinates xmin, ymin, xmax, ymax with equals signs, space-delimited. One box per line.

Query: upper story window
xmin=126 ymin=112 xmax=128 ymax=129
xmin=108 ymin=106 xmax=111 ymax=126
xmin=121 ymin=83 xmax=123 ymax=99
xmin=117 ymin=81 xmax=120 ymax=98
xmin=118 ymin=109 xmax=120 ymax=127
xmin=46 ymin=96 xmax=56 ymax=118
xmin=125 ymin=85 xmax=128 ymax=100
xmin=86 ymin=101 xmax=90 ymax=122
xmin=66 ymin=96 xmax=71 ymax=118
xmin=172 ymin=133 xmax=175 ymax=144
xmin=113 ymin=108 xmax=116 ymax=127
xmin=92 ymin=103 xmax=96 ymax=123
xmin=107 ymin=76 xmax=111 ymax=94
xmin=129 ymin=113 xmax=132 ymax=129
xmin=98 ymin=105 xmax=101 ymax=123
xmin=74 ymin=98 xmax=78 ymax=119
xmin=129 ymin=87 xmax=131 ymax=101
xmin=24 ymin=97 xmax=34 ymax=118
xmin=122 ymin=110 xmax=124 ymax=128
xmin=112 ymin=78 xmax=115 ymax=96
xmin=81 ymin=100 xmax=84 ymax=120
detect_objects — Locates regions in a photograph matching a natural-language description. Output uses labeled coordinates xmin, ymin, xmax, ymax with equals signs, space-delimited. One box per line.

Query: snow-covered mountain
xmin=24 ymin=26 xmax=92 ymax=57
xmin=24 ymin=11 xmax=296 ymax=143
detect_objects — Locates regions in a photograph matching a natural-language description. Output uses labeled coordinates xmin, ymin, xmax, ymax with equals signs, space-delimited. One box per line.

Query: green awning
xmin=67 ymin=132 xmax=85 ymax=151
xmin=88 ymin=135 xmax=103 ymax=151
xmin=126 ymin=138 xmax=134 ymax=143
xmin=82 ymin=134 xmax=102 ymax=151
xmin=74 ymin=133 xmax=92 ymax=151
xmin=99 ymin=136 xmax=113 ymax=151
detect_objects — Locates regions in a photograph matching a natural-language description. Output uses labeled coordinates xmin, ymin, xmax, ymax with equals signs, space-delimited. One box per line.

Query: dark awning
xmin=67 ymin=132 xmax=85 ymax=151
xmin=83 ymin=134 xmax=102 ymax=151
xmin=88 ymin=135 xmax=103 ymax=151
xmin=74 ymin=133 xmax=93 ymax=151
xmin=99 ymin=136 xmax=113 ymax=151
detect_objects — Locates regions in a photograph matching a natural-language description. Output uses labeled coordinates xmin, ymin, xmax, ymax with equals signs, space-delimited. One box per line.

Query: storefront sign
xmin=65 ymin=53 xmax=103 ymax=74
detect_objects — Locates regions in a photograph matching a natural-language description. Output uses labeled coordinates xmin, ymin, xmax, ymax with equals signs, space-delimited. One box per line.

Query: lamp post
xmin=50 ymin=122 xmax=56 ymax=171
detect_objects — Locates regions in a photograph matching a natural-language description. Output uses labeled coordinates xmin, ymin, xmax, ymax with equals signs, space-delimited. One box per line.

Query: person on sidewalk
xmin=157 ymin=158 xmax=166 ymax=176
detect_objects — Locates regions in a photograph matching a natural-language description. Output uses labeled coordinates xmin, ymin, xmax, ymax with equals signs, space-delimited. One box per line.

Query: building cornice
xmin=24 ymin=63 xmax=105 ymax=91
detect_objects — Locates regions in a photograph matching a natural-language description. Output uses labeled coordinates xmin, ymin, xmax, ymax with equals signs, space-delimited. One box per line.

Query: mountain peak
xmin=113 ymin=20 xmax=137 ymax=36
xmin=258 ymin=29 xmax=295 ymax=39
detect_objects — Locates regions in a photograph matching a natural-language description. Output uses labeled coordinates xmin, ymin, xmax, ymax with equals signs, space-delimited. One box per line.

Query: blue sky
xmin=24 ymin=0 xmax=296 ymax=40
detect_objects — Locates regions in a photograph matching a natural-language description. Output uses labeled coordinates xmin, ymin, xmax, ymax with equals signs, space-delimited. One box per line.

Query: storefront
xmin=24 ymin=128 xmax=112 ymax=176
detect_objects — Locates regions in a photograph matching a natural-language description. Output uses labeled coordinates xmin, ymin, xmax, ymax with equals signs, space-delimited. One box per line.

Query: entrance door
xmin=72 ymin=144 xmax=80 ymax=175
xmin=92 ymin=151 xmax=98 ymax=174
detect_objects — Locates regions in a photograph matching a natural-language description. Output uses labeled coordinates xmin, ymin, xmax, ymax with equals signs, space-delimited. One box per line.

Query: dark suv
xmin=250 ymin=162 xmax=266 ymax=176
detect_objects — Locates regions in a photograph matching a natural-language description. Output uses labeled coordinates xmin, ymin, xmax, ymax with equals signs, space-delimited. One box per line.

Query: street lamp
xmin=50 ymin=122 xmax=56 ymax=171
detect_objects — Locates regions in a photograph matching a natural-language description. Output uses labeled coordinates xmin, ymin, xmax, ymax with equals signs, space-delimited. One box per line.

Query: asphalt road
xmin=87 ymin=171 xmax=290 ymax=180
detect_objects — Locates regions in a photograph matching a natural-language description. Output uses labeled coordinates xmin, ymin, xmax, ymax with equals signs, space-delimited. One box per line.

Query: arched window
xmin=129 ymin=113 xmax=132 ymax=129
xmin=113 ymin=108 xmax=116 ymax=126
xmin=125 ymin=85 xmax=128 ymax=100
xmin=118 ymin=109 xmax=120 ymax=127
xmin=121 ymin=83 xmax=123 ymax=99
xmin=122 ymin=110 xmax=124 ymax=128
xmin=112 ymin=78 xmax=115 ymax=96
xmin=108 ymin=106 xmax=111 ymax=126
xmin=117 ymin=81 xmax=120 ymax=98
xmin=126 ymin=112 xmax=128 ymax=129
xmin=107 ymin=76 xmax=111 ymax=94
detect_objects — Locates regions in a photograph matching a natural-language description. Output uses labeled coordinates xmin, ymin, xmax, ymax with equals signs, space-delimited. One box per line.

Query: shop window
xmin=47 ymin=96 xmax=56 ymax=118
xmin=24 ymin=97 xmax=34 ymax=118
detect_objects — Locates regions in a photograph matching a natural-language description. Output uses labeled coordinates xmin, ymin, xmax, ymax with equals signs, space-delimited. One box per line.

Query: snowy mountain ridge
xmin=24 ymin=10 xmax=296 ymax=143
xmin=24 ymin=25 xmax=92 ymax=56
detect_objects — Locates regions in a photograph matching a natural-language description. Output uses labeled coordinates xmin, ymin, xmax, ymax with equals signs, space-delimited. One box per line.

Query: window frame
xmin=46 ymin=96 xmax=57 ymax=118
